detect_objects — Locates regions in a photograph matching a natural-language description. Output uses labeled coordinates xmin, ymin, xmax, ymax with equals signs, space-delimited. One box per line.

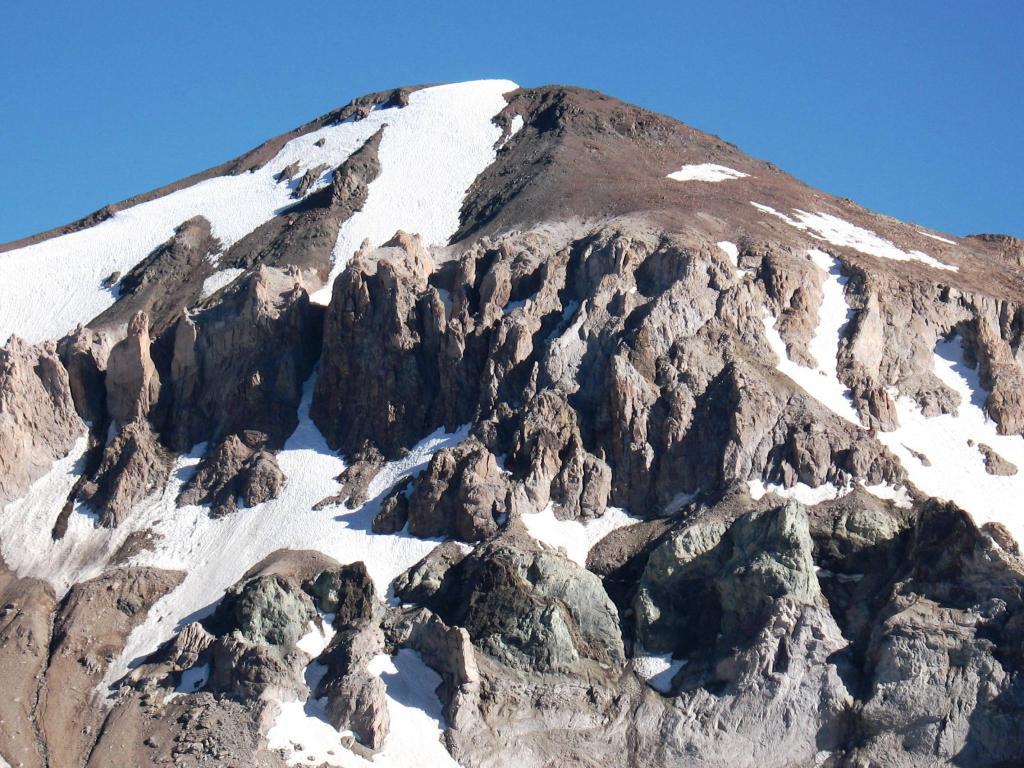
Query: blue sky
xmin=1 ymin=1 xmax=1021 ymax=242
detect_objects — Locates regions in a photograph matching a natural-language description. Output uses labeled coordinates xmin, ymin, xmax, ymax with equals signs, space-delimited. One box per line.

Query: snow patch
xmin=633 ymin=650 xmax=688 ymax=694
xmin=667 ymin=163 xmax=749 ymax=183
xmin=296 ymin=614 xmax=337 ymax=658
xmin=751 ymin=203 xmax=957 ymax=272
xmin=717 ymin=240 xmax=750 ymax=278
xmin=200 ymin=268 xmax=245 ymax=298
xmin=917 ymin=230 xmax=957 ymax=245
xmin=761 ymin=249 xmax=861 ymax=425
xmin=862 ymin=483 xmax=914 ymax=509
xmin=267 ymin=650 xmax=457 ymax=767
xmin=311 ymin=80 xmax=517 ymax=304
xmin=875 ymin=336 xmax=1024 ymax=541
xmin=747 ymin=479 xmax=851 ymax=506
xmin=521 ymin=504 xmax=638 ymax=566
xmin=502 ymin=114 xmax=525 ymax=147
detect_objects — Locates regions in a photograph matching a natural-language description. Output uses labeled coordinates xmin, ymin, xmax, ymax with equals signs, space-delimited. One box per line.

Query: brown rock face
xmin=0 ymin=336 xmax=85 ymax=508
xmin=79 ymin=422 xmax=172 ymax=527
xmin=406 ymin=438 xmax=510 ymax=542
xmin=57 ymin=325 xmax=112 ymax=424
xmin=0 ymin=561 xmax=56 ymax=768
xmin=178 ymin=431 xmax=284 ymax=516
xmin=311 ymin=232 xmax=438 ymax=458
xmin=164 ymin=266 xmax=321 ymax=453
xmin=36 ymin=567 xmax=184 ymax=768
xmin=105 ymin=311 xmax=161 ymax=427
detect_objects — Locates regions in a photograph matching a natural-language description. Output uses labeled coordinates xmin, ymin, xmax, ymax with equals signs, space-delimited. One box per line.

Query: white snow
xmin=267 ymin=649 xmax=458 ymax=767
xmin=520 ymin=503 xmax=638 ymax=566
xmin=917 ymin=230 xmax=957 ymax=245
xmin=862 ymin=483 xmax=914 ymax=509
xmin=717 ymin=240 xmax=750 ymax=278
xmin=667 ymin=163 xmax=749 ymax=183
xmin=177 ymin=662 xmax=210 ymax=694
xmin=747 ymin=479 xmax=851 ymax=506
xmin=200 ymin=268 xmax=245 ymax=298
xmin=875 ymin=335 xmax=1024 ymax=541
xmin=717 ymin=240 xmax=739 ymax=269
xmin=0 ymin=80 xmax=518 ymax=344
xmin=0 ymin=434 xmax=115 ymax=593
xmin=502 ymin=114 xmax=525 ymax=147
xmin=761 ymin=249 xmax=861 ymax=425
xmin=296 ymin=614 xmax=336 ymax=658
xmin=751 ymin=203 xmax=957 ymax=272
xmin=633 ymin=650 xmax=688 ymax=694
xmin=311 ymin=80 xmax=517 ymax=304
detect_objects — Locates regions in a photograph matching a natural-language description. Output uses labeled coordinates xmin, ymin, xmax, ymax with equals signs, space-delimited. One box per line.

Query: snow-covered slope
xmin=0 ymin=80 xmax=516 ymax=343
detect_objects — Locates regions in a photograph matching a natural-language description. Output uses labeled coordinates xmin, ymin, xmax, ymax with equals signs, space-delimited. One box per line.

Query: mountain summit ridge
xmin=2 ymin=79 xmax=1024 ymax=768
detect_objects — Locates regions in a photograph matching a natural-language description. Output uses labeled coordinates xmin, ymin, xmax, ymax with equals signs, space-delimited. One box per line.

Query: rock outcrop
xmin=0 ymin=337 xmax=85 ymax=508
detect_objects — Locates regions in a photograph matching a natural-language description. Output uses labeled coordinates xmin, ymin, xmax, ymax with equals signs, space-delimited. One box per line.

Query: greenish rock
xmin=635 ymin=502 xmax=820 ymax=654
xmin=214 ymin=574 xmax=315 ymax=647
xmin=422 ymin=534 xmax=625 ymax=672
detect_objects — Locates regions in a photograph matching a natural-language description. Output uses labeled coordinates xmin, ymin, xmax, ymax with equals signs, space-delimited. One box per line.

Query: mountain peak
xmin=2 ymin=79 xmax=1024 ymax=768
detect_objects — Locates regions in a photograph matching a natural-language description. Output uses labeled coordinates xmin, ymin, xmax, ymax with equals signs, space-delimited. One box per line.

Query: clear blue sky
xmin=1 ymin=1 xmax=1021 ymax=243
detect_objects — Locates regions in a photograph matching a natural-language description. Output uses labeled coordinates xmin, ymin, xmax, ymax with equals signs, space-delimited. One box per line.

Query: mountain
xmin=2 ymin=79 xmax=1024 ymax=768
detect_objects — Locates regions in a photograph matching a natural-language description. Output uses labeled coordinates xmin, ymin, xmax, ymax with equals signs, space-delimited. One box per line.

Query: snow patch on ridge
xmin=917 ymin=230 xmax=957 ymax=245
xmin=312 ymin=80 xmax=517 ymax=304
xmin=751 ymin=203 xmax=957 ymax=272
xmin=667 ymin=163 xmax=749 ymax=183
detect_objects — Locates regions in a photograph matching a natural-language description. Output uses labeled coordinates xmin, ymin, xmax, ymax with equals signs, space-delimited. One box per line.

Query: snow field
xmin=875 ymin=336 xmax=1024 ymax=542
xmin=0 ymin=80 xmax=518 ymax=343
xmin=312 ymin=79 xmax=518 ymax=304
